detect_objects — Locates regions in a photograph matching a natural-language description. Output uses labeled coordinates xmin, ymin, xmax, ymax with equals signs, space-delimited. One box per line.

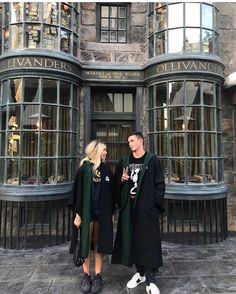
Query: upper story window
xmin=99 ymin=4 xmax=127 ymax=43
xmin=148 ymin=2 xmax=219 ymax=58
xmin=2 ymin=2 xmax=79 ymax=57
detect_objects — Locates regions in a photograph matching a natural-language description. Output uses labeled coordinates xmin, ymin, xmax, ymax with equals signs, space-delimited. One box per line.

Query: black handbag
xmin=73 ymin=230 xmax=84 ymax=267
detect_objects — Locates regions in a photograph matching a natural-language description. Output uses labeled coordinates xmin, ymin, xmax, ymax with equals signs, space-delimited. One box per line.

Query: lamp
xmin=174 ymin=115 xmax=195 ymax=131
xmin=28 ymin=113 xmax=49 ymax=129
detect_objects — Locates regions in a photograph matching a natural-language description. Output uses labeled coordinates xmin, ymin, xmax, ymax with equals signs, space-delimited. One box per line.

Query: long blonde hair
xmin=80 ymin=140 xmax=106 ymax=173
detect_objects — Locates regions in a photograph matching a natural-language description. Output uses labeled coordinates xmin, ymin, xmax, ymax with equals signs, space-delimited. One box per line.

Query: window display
xmin=0 ymin=77 xmax=79 ymax=186
xmin=148 ymin=80 xmax=222 ymax=185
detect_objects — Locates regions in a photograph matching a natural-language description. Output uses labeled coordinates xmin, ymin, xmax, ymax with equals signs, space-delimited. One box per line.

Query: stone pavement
xmin=1 ymin=235 xmax=236 ymax=294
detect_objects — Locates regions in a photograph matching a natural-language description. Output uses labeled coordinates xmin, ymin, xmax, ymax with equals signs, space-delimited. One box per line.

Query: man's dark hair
xmin=128 ymin=131 xmax=144 ymax=141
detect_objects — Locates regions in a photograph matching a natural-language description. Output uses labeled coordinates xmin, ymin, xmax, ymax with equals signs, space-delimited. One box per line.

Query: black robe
xmin=112 ymin=153 xmax=165 ymax=269
xmin=69 ymin=162 xmax=115 ymax=256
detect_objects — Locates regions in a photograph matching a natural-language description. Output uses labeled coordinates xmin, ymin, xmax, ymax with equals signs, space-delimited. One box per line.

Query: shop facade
xmin=0 ymin=2 xmax=235 ymax=248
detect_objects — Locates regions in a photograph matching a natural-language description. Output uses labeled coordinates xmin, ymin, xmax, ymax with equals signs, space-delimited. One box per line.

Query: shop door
xmin=91 ymin=121 xmax=135 ymax=171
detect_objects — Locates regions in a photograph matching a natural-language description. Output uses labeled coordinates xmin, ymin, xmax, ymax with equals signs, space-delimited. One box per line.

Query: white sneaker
xmin=146 ymin=283 xmax=160 ymax=294
xmin=127 ymin=272 xmax=146 ymax=289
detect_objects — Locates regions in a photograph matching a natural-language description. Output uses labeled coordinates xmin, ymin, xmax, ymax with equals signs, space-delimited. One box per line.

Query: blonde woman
xmin=70 ymin=140 xmax=115 ymax=293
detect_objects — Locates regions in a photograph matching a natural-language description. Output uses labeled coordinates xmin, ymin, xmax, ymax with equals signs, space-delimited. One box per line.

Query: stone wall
xmin=80 ymin=3 xmax=148 ymax=65
xmin=217 ymin=2 xmax=236 ymax=231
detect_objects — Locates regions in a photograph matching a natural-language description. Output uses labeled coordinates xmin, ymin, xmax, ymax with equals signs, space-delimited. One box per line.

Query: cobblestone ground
xmin=1 ymin=236 xmax=236 ymax=293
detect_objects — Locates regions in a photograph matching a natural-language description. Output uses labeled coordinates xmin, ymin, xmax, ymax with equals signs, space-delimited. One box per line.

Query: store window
xmin=99 ymin=4 xmax=127 ymax=43
xmin=0 ymin=77 xmax=79 ymax=186
xmin=2 ymin=2 xmax=79 ymax=57
xmin=148 ymin=2 xmax=219 ymax=58
xmin=148 ymin=80 xmax=223 ymax=185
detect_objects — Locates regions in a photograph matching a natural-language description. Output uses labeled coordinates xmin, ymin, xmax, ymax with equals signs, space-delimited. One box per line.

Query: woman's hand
xmin=74 ymin=213 xmax=81 ymax=228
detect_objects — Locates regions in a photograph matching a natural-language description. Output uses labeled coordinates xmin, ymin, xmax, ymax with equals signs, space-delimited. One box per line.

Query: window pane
xmin=203 ymin=82 xmax=214 ymax=105
xmin=124 ymin=94 xmax=133 ymax=112
xmin=25 ymin=3 xmax=42 ymax=22
xmin=110 ymin=31 xmax=117 ymax=42
xmin=186 ymin=107 xmax=201 ymax=130
xmin=60 ymin=29 xmax=71 ymax=53
xmin=171 ymin=159 xmax=185 ymax=182
xmin=156 ymin=133 xmax=167 ymax=156
xmin=9 ymin=79 xmax=22 ymax=103
xmin=205 ymin=133 xmax=216 ymax=156
xmin=169 ymin=107 xmax=184 ymax=131
xmin=0 ymin=159 xmax=4 ymax=184
xmin=118 ymin=31 xmax=126 ymax=43
xmin=168 ymin=29 xmax=183 ymax=53
xmin=21 ymin=159 xmax=37 ymax=185
xmin=170 ymin=133 xmax=185 ymax=157
xmin=61 ymin=3 xmax=72 ymax=29
xmin=10 ymin=24 xmax=23 ymax=49
xmin=42 ymin=79 xmax=57 ymax=104
xmin=156 ymin=32 xmax=167 ymax=55
xmin=43 ymin=25 xmax=58 ymax=50
xmin=188 ymin=133 xmax=202 ymax=157
xmin=3 ymin=27 xmax=9 ymax=51
xmin=7 ymin=159 xmax=19 ymax=185
xmin=101 ymin=6 xmax=109 ymax=18
xmin=8 ymin=131 xmax=20 ymax=156
xmin=110 ymin=19 xmax=117 ymax=30
xmin=58 ymin=158 xmax=70 ymax=182
xmin=114 ymin=93 xmax=122 ymax=112
xmin=156 ymin=108 xmax=167 ymax=131
xmin=39 ymin=132 xmax=57 ymax=156
xmin=23 ymin=105 xmax=40 ymax=129
xmin=10 ymin=2 xmax=23 ymax=22
xmin=149 ymin=35 xmax=154 ymax=58
xmin=118 ymin=7 xmax=126 ymax=18
xmin=58 ymin=133 xmax=70 ymax=156
xmin=73 ymin=34 xmax=78 ymax=57
xmin=59 ymin=108 xmax=70 ymax=130
xmin=205 ymin=160 xmax=216 ymax=184
xmin=186 ymin=81 xmax=200 ymax=105
xmin=202 ymin=30 xmax=213 ymax=53
xmin=101 ymin=18 xmax=109 ymax=29
xmin=101 ymin=31 xmax=108 ymax=42
xmin=24 ymin=78 xmax=40 ymax=103
xmin=73 ymin=10 xmax=79 ymax=32
xmin=204 ymin=108 xmax=215 ymax=131
xmin=156 ymin=83 xmax=167 ymax=107
xmin=187 ymin=159 xmax=203 ymax=183
xmin=185 ymin=3 xmax=200 ymax=27
xmin=185 ymin=28 xmax=200 ymax=52
xmin=110 ymin=6 xmax=117 ymax=18
xmin=118 ymin=19 xmax=126 ymax=30
xmin=149 ymin=12 xmax=154 ymax=34
xmin=40 ymin=159 xmax=55 ymax=184
xmin=202 ymin=4 xmax=213 ymax=29
xmin=43 ymin=3 xmax=58 ymax=25
xmin=169 ymin=82 xmax=184 ymax=105
xmin=168 ymin=3 xmax=183 ymax=28
xmin=104 ymin=93 xmax=114 ymax=111
xmin=41 ymin=105 xmax=57 ymax=130
xmin=60 ymin=82 xmax=71 ymax=106
xmin=22 ymin=132 xmax=38 ymax=156
xmin=8 ymin=105 xmax=21 ymax=129
xmin=156 ymin=5 xmax=167 ymax=31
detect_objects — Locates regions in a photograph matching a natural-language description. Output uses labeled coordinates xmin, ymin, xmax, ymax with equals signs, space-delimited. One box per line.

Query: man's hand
xmin=121 ymin=167 xmax=129 ymax=182
xmin=74 ymin=213 xmax=81 ymax=228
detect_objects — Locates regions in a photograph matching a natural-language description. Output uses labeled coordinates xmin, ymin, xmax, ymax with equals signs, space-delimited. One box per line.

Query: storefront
xmin=0 ymin=2 xmax=230 ymax=248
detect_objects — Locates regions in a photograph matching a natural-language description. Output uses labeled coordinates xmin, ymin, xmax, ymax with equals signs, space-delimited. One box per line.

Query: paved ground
xmin=1 ymin=235 xmax=236 ymax=294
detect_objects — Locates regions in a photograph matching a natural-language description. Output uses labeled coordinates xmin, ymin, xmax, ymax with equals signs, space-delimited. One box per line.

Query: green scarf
xmin=81 ymin=161 xmax=92 ymax=258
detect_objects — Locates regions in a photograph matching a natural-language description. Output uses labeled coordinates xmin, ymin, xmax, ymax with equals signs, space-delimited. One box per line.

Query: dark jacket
xmin=112 ymin=152 xmax=165 ymax=269
xmin=69 ymin=161 xmax=115 ymax=257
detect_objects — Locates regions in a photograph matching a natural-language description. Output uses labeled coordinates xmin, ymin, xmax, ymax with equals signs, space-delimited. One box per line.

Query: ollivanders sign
xmin=146 ymin=59 xmax=224 ymax=80
xmin=0 ymin=56 xmax=79 ymax=75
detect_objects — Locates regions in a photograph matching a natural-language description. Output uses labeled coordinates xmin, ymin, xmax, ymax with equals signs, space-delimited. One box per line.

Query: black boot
xmin=80 ymin=273 xmax=92 ymax=293
xmin=91 ymin=273 xmax=103 ymax=293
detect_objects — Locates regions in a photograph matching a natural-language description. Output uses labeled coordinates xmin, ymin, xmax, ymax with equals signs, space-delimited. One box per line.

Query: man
xmin=112 ymin=132 xmax=165 ymax=294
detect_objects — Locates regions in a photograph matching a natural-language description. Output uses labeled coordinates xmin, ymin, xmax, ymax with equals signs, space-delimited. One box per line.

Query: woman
xmin=70 ymin=140 xmax=115 ymax=294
